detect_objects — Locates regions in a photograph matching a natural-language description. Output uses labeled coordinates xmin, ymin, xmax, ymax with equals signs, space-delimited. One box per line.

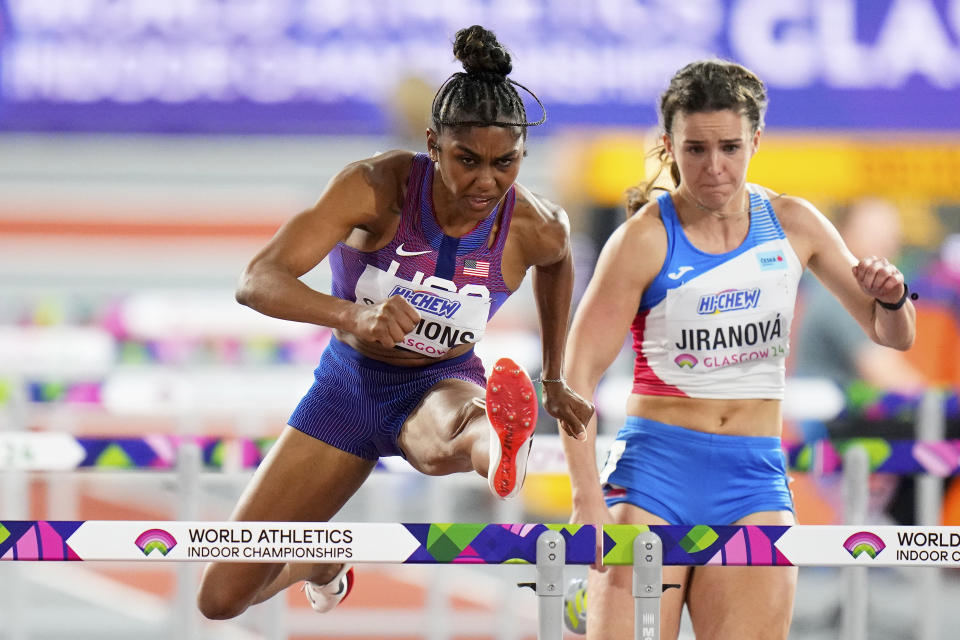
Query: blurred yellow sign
xmin=750 ymin=135 xmax=960 ymax=202
xmin=578 ymin=132 xmax=960 ymax=206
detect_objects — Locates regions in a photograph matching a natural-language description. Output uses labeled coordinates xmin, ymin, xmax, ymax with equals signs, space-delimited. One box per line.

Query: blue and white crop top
xmin=630 ymin=186 xmax=803 ymax=399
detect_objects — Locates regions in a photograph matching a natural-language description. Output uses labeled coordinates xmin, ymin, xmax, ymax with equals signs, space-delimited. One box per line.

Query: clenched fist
xmin=853 ymin=256 xmax=905 ymax=306
xmin=347 ymin=296 xmax=420 ymax=347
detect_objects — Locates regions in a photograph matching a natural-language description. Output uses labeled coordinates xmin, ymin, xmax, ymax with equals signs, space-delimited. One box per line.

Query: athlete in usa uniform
xmin=196 ymin=25 xmax=594 ymax=623
xmin=559 ymin=60 xmax=915 ymax=640
xmin=330 ymin=152 xmax=517 ymax=362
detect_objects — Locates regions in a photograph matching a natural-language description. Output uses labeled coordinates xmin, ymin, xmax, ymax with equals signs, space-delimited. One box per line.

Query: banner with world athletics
xmin=0 ymin=0 xmax=958 ymax=134
xmin=4 ymin=521 xmax=960 ymax=567
xmin=0 ymin=521 xmax=596 ymax=564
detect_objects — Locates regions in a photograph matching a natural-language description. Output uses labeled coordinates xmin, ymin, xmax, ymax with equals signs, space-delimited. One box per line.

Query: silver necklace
xmin=680 ymin=190 xmax=752 ymax=219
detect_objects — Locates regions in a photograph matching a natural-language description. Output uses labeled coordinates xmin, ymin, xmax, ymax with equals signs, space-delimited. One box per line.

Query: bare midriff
xmin=625 ymin=393 xmax=783 ymax=437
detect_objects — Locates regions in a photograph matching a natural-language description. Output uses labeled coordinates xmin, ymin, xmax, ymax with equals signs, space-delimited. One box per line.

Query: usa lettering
xmin=384 ymin=260 xmax=489 ymax=301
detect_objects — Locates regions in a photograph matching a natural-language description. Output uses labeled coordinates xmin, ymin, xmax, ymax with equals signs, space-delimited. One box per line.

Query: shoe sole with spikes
xmin=486 ymin=357 xmax=538 ymax=499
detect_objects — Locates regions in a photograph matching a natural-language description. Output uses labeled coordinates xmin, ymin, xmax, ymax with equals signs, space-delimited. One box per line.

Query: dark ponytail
xmin=625 ymin=146 xmax=680 ymax=217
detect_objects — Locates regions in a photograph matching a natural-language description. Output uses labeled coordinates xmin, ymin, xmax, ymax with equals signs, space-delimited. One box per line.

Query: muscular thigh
xmin=687 ymin=510 xmax=798 ymax=640
xmin=199 ymin=426 xmax=377 ymax=608
xmin=230 ymin=426 xmax=377 ymax=521
xmin=587 ymin=503 xmax=691 ymax=640
xmin=398 ymin=377 xmax=484 ymax=475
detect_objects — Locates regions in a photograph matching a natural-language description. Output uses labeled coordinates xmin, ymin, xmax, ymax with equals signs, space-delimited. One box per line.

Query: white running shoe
xmin=563 ymin=577 xmax=587 ymax=634
xmin=303 ymin=564 xmax=354 ymax=613
xmin=485 ymin=357 xmax=538 ymax=499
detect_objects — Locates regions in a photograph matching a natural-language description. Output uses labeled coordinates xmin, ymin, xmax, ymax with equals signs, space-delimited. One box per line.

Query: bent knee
xmin=401 ymin=393 xmax=485 ymax=475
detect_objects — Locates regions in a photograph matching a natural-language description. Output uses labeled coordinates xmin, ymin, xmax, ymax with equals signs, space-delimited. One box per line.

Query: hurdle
xmin=2 ymin=429 xmax=958 ymax=639
xmin=2 ymin=387 xmax=956 ymax=638
xmin=606 ymin=522 xmax=960 ymax=640
xmin=7 ymin=430 xmax=960 ymax=477
xmin=8 ymin=518 xmax=960 ymax=640
xmin=0 ymin=520 xmax=595 ymax=640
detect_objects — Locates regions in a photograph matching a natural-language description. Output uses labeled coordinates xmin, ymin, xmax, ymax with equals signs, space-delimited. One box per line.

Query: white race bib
xmin=354 ymin=260 xmax=491 ymax=358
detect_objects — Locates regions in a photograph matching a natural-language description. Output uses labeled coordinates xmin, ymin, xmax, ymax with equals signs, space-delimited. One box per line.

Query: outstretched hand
xmin=853 ymin=256 xmax=905 ymax=305
xmin=541 ymin=381 xmax=594 ymax=441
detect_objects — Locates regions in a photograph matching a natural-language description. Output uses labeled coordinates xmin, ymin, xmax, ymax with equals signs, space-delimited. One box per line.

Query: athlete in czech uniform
xmin=559 ymin=60 xmax=915 ymax=640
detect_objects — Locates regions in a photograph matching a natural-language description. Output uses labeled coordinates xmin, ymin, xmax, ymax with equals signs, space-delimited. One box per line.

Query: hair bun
xmin=452 ymin=25 xmax=512 ymax=77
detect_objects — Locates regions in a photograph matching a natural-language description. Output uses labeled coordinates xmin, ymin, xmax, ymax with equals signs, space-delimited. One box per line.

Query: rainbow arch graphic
xmin=843 ymin=531 xmax=886 ymax=559
xmin=674 ymin=354 xmax=698 ymax=369
xmin=135 ymin=529 xmax=177 ymax=557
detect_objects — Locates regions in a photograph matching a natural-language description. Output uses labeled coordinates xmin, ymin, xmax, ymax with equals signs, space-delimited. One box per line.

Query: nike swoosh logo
xmin=396 ymin=243 xmax=431 ymax=257
xmin=667 ymin=266 xmax=694 ymax=280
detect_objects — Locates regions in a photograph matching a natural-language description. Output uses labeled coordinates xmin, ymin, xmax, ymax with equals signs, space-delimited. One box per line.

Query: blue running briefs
xmin=289 ymin=337 xmax=486 ymax=459
xmin=601 ymin=415 xmax=794 ymax=524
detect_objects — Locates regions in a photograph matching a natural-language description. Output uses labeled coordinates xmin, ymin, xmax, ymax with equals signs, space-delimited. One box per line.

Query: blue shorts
xmin=289 ymin=337 xmax=486 ymax=460
xmin=601 ymin=416 xmax=793 ymax=524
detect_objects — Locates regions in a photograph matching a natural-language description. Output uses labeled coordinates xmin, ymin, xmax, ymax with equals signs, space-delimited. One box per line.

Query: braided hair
xmin=431 ymin=25 xmax=545 ymax=135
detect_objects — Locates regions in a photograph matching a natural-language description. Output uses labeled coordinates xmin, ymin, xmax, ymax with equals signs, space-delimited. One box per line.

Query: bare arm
xmin=236 ymin=153 xmax=420 ymax=346
xmin=561 ymin=207 xmax=665 ymax=515
xmin=528 ymin=205 xmax=573 ymax=383
xmin=781 ymin=196 xmax=916 ymax=350
xmin=850 ymin=256 xmax=916 ymax=350
xmin=515 ymin=189 xmax=595 ymax=436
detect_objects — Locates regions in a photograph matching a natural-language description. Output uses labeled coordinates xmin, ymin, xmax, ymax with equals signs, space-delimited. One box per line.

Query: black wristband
xmin=876 ymin=283 xmax=910 ymax=311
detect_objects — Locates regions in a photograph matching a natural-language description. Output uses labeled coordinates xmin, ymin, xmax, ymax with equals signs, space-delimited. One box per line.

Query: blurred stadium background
xmin=0 ymin=1 xmax=959 ymax=638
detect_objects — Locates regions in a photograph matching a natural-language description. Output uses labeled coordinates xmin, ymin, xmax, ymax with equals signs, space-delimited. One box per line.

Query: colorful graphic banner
xmin=0 ymin=433 xmax=272 ymax=471
xmin=602 ymin=525 xmax=960 ymax=567
xmin=5 ymin=520 xmax=960 ymax=567
xmin=1 ymin=0 xmax=958 ymax=133
xmin=5 ymin=433 xmax=960 ymax=477
xmin=783 ymin=438 xmax=960 ymax=477
xmin=0 ymin=521 xmax=595 ymax=564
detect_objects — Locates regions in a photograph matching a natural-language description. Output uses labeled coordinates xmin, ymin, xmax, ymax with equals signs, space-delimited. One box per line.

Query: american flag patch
xmin=462 ymin=259 xmax=489 ymax=277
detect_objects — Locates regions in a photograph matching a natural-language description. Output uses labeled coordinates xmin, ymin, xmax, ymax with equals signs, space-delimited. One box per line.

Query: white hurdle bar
xmin=0 ymin=520 xmax=594 ymax=640
xmin=610 ymin=522 xmax=960 ymax=640
xmin=8 ymin=518 xmax=960 ymax=639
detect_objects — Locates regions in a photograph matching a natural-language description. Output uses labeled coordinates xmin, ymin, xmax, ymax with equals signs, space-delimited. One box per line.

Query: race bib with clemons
xmin=354 ymin=261 xmax=491 ymax=358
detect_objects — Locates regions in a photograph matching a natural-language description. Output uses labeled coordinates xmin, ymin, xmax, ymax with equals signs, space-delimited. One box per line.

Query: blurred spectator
xmin=792 ymin=197 xmax=926 ymax=525
xmin=793 ymin=197 xmax=925 ymax=395
xmin=906 ymin=233 xmax=960 ymax=390
xmin=386 ymin=74 xmax=435 ymax=148
xmin=910 ymin=234 xmax=960 ymax=524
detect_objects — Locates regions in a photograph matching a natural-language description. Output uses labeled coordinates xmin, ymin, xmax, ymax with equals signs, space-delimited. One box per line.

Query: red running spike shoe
xmin=486 ymin=357 xmax=538 ymax=499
